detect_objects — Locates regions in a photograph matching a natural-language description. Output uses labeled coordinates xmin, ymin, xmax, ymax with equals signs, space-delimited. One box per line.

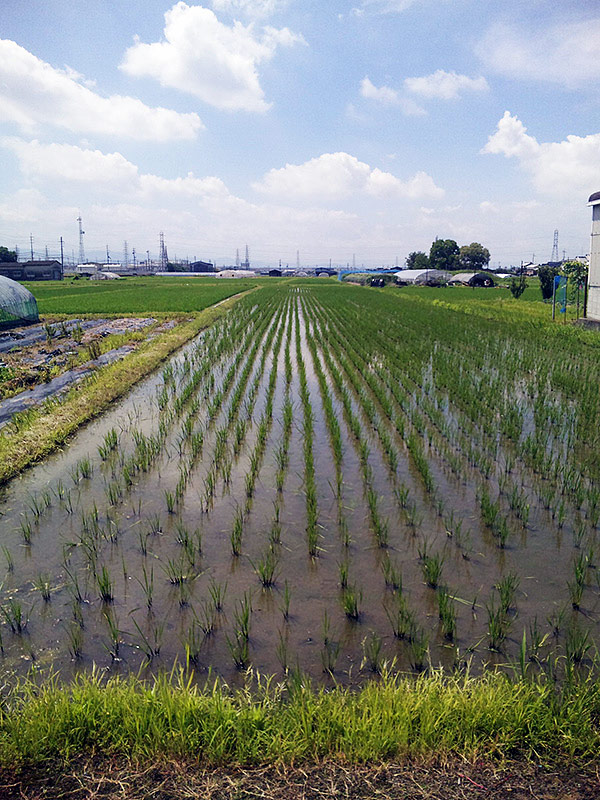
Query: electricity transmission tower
xmin=159 ymin=232 xmax=169 ymax=270
xmin=551 ymin=229 xmax=559 ymax=262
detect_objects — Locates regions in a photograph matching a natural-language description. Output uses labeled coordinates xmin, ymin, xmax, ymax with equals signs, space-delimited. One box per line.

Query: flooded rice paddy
xmin=0 ymin=284 xmax=599 ymax=685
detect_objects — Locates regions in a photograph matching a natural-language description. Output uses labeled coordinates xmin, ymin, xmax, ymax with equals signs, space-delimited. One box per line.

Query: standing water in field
xmin=0 ymin=283 xmax=599 ymax=684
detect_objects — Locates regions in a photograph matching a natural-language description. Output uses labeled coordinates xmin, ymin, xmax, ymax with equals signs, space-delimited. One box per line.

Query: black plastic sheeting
xmin=0 ymin=346 xmax=135 ymax=428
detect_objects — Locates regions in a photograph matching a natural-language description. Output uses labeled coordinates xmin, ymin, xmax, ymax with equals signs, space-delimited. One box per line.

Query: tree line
xmin=405 ymin=240 xmax=490 ymax=273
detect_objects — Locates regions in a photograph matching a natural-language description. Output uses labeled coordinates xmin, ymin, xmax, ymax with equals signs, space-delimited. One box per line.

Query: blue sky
xmin=1 ymin=0 xmax=599 ymax=267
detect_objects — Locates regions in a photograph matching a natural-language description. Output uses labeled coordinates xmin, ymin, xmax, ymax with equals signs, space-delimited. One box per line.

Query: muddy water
xmin=0 ymin=289 xmax=596 ymax=686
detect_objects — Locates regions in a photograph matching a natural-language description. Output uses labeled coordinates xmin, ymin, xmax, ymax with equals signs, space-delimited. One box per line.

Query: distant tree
xmin=509 ymin=275 xmax=527 ymax=299
xmin=429 ymin=239 xmax=459 ymax=271
xmin=538 ymin=264 xmax=559 ymax=300
xmin=0 ymin=247 xmax=17 ymax=263
xmin=405 ymin=251 xmax=429 ymax=270
xmin=458 ymin=242 xmax=490 ymax=271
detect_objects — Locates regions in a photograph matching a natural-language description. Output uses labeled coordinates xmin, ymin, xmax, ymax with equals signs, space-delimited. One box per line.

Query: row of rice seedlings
xmin=239 ymin=309 xmax=288 ymax=515
xmin=294 ymin=300 xmax=319 ymax=557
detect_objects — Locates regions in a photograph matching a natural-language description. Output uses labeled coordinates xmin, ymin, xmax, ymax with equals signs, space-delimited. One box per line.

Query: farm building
xmin=394 ymin=269 xmax=451 ymax=285
xmin=0 ymin=260 xmax=62 ymax=281
xmin=0 ymin=275 xmax=39 ymax=329
xmin=588 ymin=191 xmax=600 ymax=322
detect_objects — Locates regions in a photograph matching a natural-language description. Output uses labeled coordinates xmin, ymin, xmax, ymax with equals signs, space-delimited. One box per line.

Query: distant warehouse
xmin=588 ymin=191 xmax=600 ymax=322
xmin=0 ymin=260 xmax=63 ymax=281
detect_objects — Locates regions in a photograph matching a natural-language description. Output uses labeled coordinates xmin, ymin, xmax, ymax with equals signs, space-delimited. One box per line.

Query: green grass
xmin=1 ymin=666 xmax=600 ymax=768
xmin=24 ymin=276 xmax=261 ymax=314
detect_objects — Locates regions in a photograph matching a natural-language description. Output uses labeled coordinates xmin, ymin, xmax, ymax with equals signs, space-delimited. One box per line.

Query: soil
xmin=0 ymin=758 xmax=597 ymax=799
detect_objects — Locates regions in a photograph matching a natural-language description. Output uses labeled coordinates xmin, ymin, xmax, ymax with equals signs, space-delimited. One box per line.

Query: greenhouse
xmin=0 ymin=275 xmax=39 ymax=329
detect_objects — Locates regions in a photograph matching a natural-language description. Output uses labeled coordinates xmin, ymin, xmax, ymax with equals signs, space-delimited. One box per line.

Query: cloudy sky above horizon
xmin=1 ymin=0 xmax=599 ymax=267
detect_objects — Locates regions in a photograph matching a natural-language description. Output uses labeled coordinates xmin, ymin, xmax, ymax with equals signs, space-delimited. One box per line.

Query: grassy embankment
xmin=0 ymin=287 xmax=253 ymax=485
xmin=2 ymin=666 xmax=600 ymax=769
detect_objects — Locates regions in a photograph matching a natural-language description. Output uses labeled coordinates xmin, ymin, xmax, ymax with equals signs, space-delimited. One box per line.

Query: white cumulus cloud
xmin=477 ymin=18 xmax=600 ymax=87
xmin=360 ymin=77 xmax=426 ymax=116
xmin=360 ymin=77 xmax=398 ymax=105
xmin=482 ymin=111 xmax=600 ymax=197
xmin=0 ymin=39 xmax=203 ymax=141
xmin=404 ymin=69 xmax=489 ymax=100
xmin=1 ymin=138 xmax=230 ymax=200
xmin=252 ymin=152 xmax=443 ymax=201
xmin=120 ymin=2 xmax=305 ymax=113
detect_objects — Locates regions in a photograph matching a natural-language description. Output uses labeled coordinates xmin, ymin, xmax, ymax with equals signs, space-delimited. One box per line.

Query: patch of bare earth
xmin=0 ymin=760 xmax=598 ymax=800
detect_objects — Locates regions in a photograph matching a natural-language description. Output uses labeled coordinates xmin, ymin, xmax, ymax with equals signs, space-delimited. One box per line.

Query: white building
xmin=588 ymin=191 xmax=600 ymax=321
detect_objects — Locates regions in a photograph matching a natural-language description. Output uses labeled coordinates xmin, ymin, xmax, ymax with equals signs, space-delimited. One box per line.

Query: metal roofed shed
xmin=0 ymin=275 xmax=39 ymax=329
xmin=394 ymin=269 xmax=451 ymax=285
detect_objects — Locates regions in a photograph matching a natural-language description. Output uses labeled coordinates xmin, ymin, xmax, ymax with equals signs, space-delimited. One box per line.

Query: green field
xmin=23 ymin=276 xmax=260 ymax=314
xmin=2 ymin=280 xmax=599 ymax=790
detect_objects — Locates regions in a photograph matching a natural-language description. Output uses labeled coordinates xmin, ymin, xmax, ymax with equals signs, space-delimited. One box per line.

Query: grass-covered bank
xmin=0 ymin=292 xmax=250 ymax=485
xmin=1 ymin=667 xmax=600 ymax=769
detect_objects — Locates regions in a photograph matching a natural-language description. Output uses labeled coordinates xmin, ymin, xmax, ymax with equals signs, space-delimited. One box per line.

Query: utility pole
xmin=146 ymin=250 xmax=150 ymax=268
xmin=30 ymin=234 xmax=34 ymax=261
xmin=132 ymin=247 xmax=137 ymax=267
xmin=45 ymin=245 xmax=49 ymax=259
xmin=106 ymin=245 xmax=110 ymax=264
xmin=77 ymin=214 xmax=86 ymax=264
xmin=60 ymin=237 xmax=64 ymax=269
xmin=123 ymin=240 xmax=129 ymax=271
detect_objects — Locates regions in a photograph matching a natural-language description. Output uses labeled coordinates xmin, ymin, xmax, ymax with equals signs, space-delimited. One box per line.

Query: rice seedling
xmin=97 ymin=566 xmax=114 ymax=603
xmin=102 ymin=609 xmax=121 ymax=661
xmin=565 ymin=621 xmax=591 ymax=664
xmin=341 ymin=584 xmax=362 ymax=621
xmin=2 ymin=546 xmax=13 ymax=573
xmin=164 ymin=490 xmax=176 ymax=514
xmin=252 ymin=548 xmax=279 ymax=588
xmin=233 ymin=592 xmax=252 ymax=640
xmin=164 ymin=556 xmax=192 ymax=585
xmin=1 ymin=599 xmax=29 ymax=633
xmin=361 ymin=630 xmax=383 ymax=673
xmin=33 ymin=574 xmax=52 ymax=602
xmin=230 ymin=508 xmax=244 ymax=557
xmin=409 ymin=628 xmax=429 ymax=672
xmin=226 ymin=631 xmax=249 ymax=670
xmin=280 ymin=579 xmax=291 ymax=620
xmin=381 ymin=554 xmax=402 ymax=592
xmin=66 ymin=621 xmax=83 ymax=660
xmin=19 ymin=515 xmax=33 ymax=545
xmin=135 ymin=564 xmax=154 ymax=609
xmin=208 ymin=580 xmax=227 ymax=612
xmin=98 ymin=428 xmax=118 ymax=460
xmin=486 ymin=595 xmax=511 ymax=652
xmin=437 ymin=587 xmax=457 ymax=641
xmin=421 ymin=552 xmax=444 ymax=589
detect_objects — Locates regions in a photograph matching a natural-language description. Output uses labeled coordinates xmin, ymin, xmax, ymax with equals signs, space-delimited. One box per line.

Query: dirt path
xmin=1 ymin=759 xmax=597 ymax=800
